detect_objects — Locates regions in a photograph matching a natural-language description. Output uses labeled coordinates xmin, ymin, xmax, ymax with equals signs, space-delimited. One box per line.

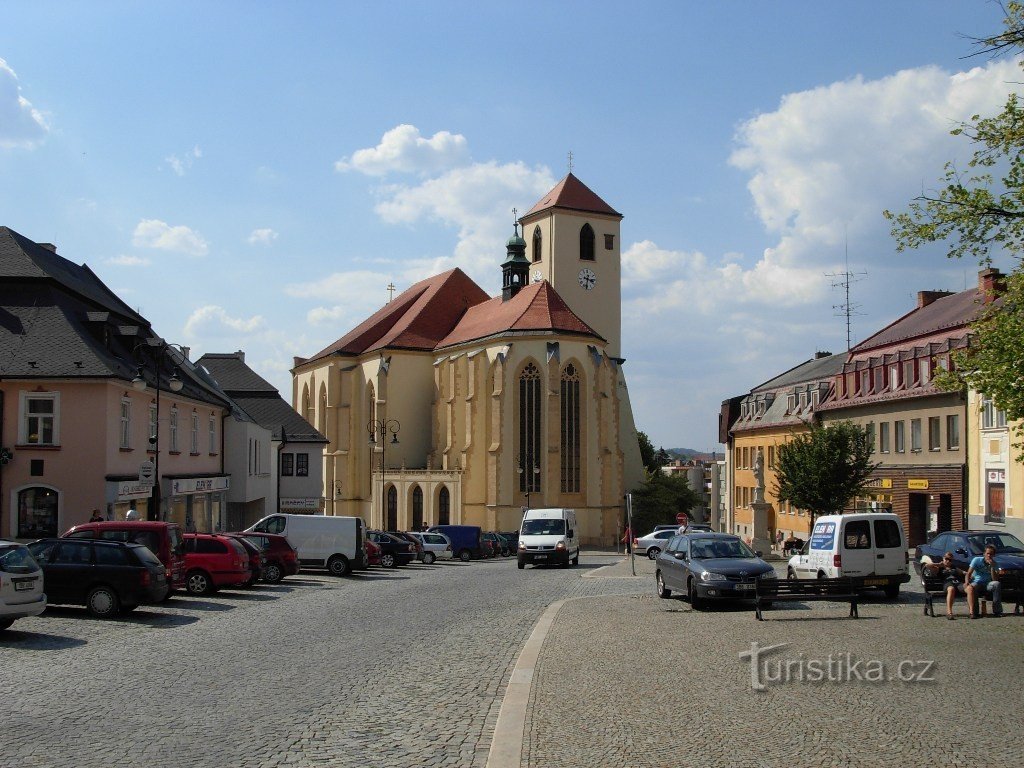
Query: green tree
xmin=774 ymin=421 xmax=879 ymax=527
xmin=629 ymin=473 xmax=701 ymax=537
xmin=637 ymin=431 xmax=671 ymax=474
xmin=884 ymin=3 xmax=1024 ymax=454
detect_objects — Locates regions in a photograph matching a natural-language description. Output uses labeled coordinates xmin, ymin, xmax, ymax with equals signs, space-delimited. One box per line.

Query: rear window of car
xmin=873 ymin=520 xmax=902 ymax=549
xmin=844 ymin=520 xmax=872 ymax=549
xmin=425 ymin=535 xmax=446 ymax=545
xmin=0 ymin=544 xmax=38 ymax=574
xmin=132 ymin=547 xmax=163 ymax=567
xmin=94 ymin=546 xmax=130 ymax=566
xmin=196 ymin=538 xmax=228 ymax=554
xmin=226 ymin=539 xmax=247 ymax=556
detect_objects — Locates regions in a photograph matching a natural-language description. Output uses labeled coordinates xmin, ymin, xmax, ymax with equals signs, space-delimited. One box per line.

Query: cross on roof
xmin=387 ymin=282 xmax=396 ymax=303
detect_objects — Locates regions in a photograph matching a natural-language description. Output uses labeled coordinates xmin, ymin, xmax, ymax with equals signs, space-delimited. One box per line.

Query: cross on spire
xmin=567 ymin=150 xmax=574 ymax=174
xmin=386 ymin=282 xmax=396 ymax=303
xmin=512 ymin=207 xmax=519 ymax=236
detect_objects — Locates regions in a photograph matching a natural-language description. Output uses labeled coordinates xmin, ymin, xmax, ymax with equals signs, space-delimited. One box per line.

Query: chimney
xmin=978 ymin=268 xmax=1005 ymax=302
xmin=235 ymin=349 xmax=245 ymax=362
xmin=814 ymin=350 xmax=831 ymax=359
xmin=180 ymin=346 xmax=191 ymax=361
xmin=917 ymin=290 xmax=952 ymax=309
xmin=38 ymin=243 xmax=57 ymax=253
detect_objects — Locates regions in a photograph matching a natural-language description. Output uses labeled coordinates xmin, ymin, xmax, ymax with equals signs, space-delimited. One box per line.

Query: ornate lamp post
xmin=366 ymin=418 xmax=400 ymax=529
xmin=131 ymin=340 xmax=186 ymax=521
xmin=517 ymin=461 xmax=540 ymax=511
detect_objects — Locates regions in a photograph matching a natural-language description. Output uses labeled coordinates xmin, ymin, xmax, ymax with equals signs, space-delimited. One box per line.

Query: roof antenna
xmin=567 ymin=150 xmax=574 ymax=174
xmin=825 ymin=226 xmax=866 ymax=351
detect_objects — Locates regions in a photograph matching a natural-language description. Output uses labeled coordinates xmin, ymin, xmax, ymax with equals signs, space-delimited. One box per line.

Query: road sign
xmin=138 ymin=460 xmax=155 ymax=488
xmin=676 ymin=512 xmax=688 ymax=524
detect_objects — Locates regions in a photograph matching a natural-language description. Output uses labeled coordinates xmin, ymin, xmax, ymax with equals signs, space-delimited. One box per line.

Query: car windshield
xmin=522 ymin=519 xmax=566 ymax=536
xmin=967 ymin=533 xmax=1024 ymax=554
xmin=690 ymin=538 xmax=756 ymax=559
xmin=0 ymin=544 xmax=38 ymax=574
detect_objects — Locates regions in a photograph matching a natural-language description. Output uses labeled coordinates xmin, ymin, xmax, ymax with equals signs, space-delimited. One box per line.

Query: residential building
xmin=967 ymin=390 xmax=1023 ymax=538
xmin=0 ymin=227 xmax=231 ymax=538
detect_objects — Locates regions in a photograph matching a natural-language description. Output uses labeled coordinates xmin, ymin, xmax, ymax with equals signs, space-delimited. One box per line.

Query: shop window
xmin=17 ymin=486 xmax=58 ymax=538
xmin=20 ymin=392 xmax=59 ymax=445
xmin=986 ymin=482 xmax=1005 ymax=524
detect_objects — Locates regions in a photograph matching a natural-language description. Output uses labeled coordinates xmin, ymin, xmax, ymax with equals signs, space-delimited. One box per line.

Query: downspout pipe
xmin=276 ymin=427 xmax=287 ymax=515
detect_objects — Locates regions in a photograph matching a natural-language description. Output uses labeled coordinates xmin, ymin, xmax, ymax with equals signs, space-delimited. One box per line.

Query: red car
xmin=223 ymin=533 xmax=263 ymax=587
xmin=182 ymin=533 xmax=250 ymax=595
xmin=233 ymin=532 xmax=300 ymax=583
xmin=364 ymin=538 xmax=381 ymax=567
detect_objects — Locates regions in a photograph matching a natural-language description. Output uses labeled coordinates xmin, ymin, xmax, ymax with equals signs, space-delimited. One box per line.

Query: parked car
xmin=62 ymin=520 xmax=186 ymax=594
xmin=409 ymin=532 xmax=453 ymax=564
xmin=495 ymin=533 xmax=513 ymax=557
xmin=518 ymin=509 xmax=580 ymax=568
xmin=223 ymin=533 xmax=264 ymax=587
xmin=915 ymin=530 xmax=1024 ymax=574
xmin=653 ymin=525 xmax=679 ymax=532
xmin=26 ymin=538 xmax=168 ymax=617
xmin=364 ymin=538 xmax=382 ymax=567
xmin=246 ymin=513 xmax=365 ymax=576
xmin=367 ymin=531 xmax=416 ymax=568
xmin=389 ymin=531 xmax=424 ymax=561
xmin=681 ymin=524 xmax=713 ymax=533
xmin=427 ymin=525 xmax=484 ymax=562
xmin=482 ymin=531 xmax=502 ymax=558
xmin=0 ymin=540 xmax=46 ymax=630
xmin=654 ymin=533 xmax=776 ymax=609
xmin=233 ymin=532 xmax=300 ymax=583
xmin=634 ymin=529 xmax=678 ymax=560
xmin=182 ymin=533 xmax=251 ymax=595
xmin=499 ymin=531 xmax=520 ymax=552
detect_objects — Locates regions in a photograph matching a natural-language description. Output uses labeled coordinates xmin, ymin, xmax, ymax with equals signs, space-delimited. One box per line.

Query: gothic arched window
xmin=579 ymin=223 xmax=595 ymax=262
xmin=386 ymin=486 xmax=398 ymax=530
xmin=438 ymin=486 xmax=451 ymax=525
xmin=560 ymin=363 xmax=581 ymax=493
xmin=519 ymin=363 xmax=541 ymax=493
xmin=412 ymin=486 xmax=423 ymax=530
xmin=532 ymin=226 xmax=542 ymax=263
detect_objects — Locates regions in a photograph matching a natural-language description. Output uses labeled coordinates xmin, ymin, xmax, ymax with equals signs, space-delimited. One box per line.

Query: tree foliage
xmin=774 ymin=422 xmax=879 ymax=527
xmin=637 ymin=430 xmax=671 ymax=474
xmin=629 ymin=473 xmax=701 ymax=537
xmin=884 ymin=2 xmax=1024 ymax=456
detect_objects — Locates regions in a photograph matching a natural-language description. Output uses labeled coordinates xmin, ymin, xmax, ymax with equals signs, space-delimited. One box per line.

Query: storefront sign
xmin=908 ymin=479 xmax=929 ymax=490
xmin=171 ymin=476 xmax=230 ymax=495
xmin=138 ymin=460 xmax=155 ymax=487
xmin=116 ymin=481 xmax=152 ymax=501
xmin=988 ymin=469 xmax=1006 ymax=483
xmin=281 ymin=497 xmax=322 ymax=511
xmin=864 ymin=478 xmax=893 ymax=489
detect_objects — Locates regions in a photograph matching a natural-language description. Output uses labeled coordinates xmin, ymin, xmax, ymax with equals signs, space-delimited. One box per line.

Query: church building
xmin=291 ymin=174 xmax=643 ymax=545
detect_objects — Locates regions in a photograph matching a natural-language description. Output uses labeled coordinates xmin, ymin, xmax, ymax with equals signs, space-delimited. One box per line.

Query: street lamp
xmin=131 ymin=340 xmax=187 ymax=522
xmin=517 ymin=461 xmax=540 ymax=510
xmin=367 ymin=418 xmax=400 ymax=530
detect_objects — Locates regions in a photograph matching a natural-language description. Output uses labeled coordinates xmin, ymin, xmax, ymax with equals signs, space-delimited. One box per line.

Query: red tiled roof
xmin=851 ymin=287 xmax=983 ymax=353
xmin=521 ymin=173 xmax=621 ymax=220
xmin=304 ymin=269 xmax=489 ymax=361
xmin=436 ymin=281 xmax=601 ymax=349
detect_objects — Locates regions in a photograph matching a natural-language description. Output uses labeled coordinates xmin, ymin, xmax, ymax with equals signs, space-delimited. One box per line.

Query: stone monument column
xmin=749 ymin=448 xmax=773 ymax=555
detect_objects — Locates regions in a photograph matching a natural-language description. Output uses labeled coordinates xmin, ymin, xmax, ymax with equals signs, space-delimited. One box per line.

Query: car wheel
xmin=422 ymin=552 xmax=436 ymax=565
xmin=656 ymin=572 xmax=672 ymax=599
xmin=186 ymin=570 xmax=212 ymax=595
xmin=459 ymin=550 xmax=472 ymax=562
xmin=327 ymin=555 xmax=350 ymax=577
xmin=571 ymin=554 xmax=579 ymax=566
xmin=86 ymin=585 xmax=121 ymax=617
xmin=688 ymin=578 xmax=704 ymax=610
xmin=883 ymin=584 xmax=900 ymax=599
xmin=262 ymin=563 xmax=283 ymax=583
xmin=787 ymin=567 xmax=796 ymax=580
xmin=647 ymin=547 xmax=660 ymax=560
xmin=0 ymin=618 xmax=15 ymax=631
xmin=380 ymin=553 xmax=396 ymax=568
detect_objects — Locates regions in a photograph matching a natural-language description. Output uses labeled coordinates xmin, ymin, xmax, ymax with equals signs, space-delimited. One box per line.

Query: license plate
xmin=862 ymin=578 xmax=886 ymax=586
xmin=15 ymin=581 xmax=34 ymax=591
xmin=735 ymin=583 xmax=754 ymax=591
xmin=534 ymin=554 xmax=547 ymax=560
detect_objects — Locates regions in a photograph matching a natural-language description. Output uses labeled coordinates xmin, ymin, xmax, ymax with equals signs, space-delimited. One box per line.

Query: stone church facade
xmin=291 ymin=174 xmax=643 ymax=545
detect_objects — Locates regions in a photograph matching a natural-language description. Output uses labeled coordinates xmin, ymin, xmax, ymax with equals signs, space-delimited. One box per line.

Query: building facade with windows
xmin=966 ymin=390 xmax=1023 ymax=538
xmin=0 ymin=227 xmax=231 ymax=539
xmin=291 ymin=175 xmax=644 ymax=544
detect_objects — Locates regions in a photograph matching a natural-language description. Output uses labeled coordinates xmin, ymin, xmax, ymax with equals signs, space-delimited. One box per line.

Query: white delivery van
xmin=517 ymin=508 xmax=579 ymax=569
xmin=246 ymin=514 xmax=365 ymax=576
xmin=787 ymin=512 xmax=910 ymax=597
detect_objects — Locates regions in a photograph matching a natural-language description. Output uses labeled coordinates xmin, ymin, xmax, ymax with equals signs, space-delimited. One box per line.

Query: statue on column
xmin=753 ymin=448 xmax=765 ymax=505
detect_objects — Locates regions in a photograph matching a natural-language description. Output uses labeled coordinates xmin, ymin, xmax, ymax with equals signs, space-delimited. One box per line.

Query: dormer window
xmin=799 ymin=392 xmax=807 ymax=410
xmin=787 ymin=394 xmax=797 ymax=413
xmin=889 ymin=364 xmax=900 ymax=391
xmin=811 ymin=389 xmax=820 ymax=408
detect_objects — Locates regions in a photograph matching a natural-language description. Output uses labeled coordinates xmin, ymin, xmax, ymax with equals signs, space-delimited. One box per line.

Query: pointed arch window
xmin=579 ymin=223 xmax=595 ymax=262
xmin=532 ymin=226 xmax=542 ymax=263
xmin=386 ymin=486 xmax=398 ymax=530
xmin=412 ymin=486 xmax=424 ymax=530
xmin=519 ymin=363 xmax=541 ymax=493
xmin=438 ymin=486 xmax=451 ymax=525
xmin=560 ymin=363 xmax=581 ymax=493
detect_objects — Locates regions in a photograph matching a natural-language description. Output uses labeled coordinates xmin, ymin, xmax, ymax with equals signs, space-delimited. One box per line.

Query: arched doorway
xmin=438 ymin=486 xmax=450 ymax=525
xmin=386 ymin=485 xmax=398 ymax=531
xmin=412 ymin=486 xmax=423 ymax=530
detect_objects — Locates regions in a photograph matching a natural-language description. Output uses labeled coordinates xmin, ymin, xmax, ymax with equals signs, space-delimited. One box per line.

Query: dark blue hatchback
xmin=655 ymin=533 xmax=776 ymax=609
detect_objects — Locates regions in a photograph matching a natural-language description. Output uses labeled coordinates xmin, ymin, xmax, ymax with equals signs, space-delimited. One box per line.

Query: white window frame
xmin=149 ymin=403 xmax=158 ymax=447
xmin=208 ymin=414 xmax=216 ymax=454
xmin=19 ymin=391 xmax=60 ymax=445
xmin=982 ymin=398 xmax=1007 ymax=429
xmin=120 ymin=397 xmax=132 ymax=449
xmin=946 ymin=414 xmax=960 ymax=450
xmin=910 ymin=418 xmax=922 ymax=452
xmin=191 ymin=412 xmax=200 ymax=454
xmin=169 ymin=406 xmax=179 ymax=452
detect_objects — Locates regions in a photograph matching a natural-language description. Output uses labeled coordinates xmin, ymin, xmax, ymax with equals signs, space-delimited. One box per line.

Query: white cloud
xmin=0 ymin=58 xmax=48 ymax=149
xmin=132 ymin=219 xmax=209 ymax=256
xmin=335 ymin=124 xmax=470 ymax=176
xmin=105 ymin=254 xmax=151 ymax=267
xmin=164 ymin=145 xmax=202 ymax=176
xmin=183 ymin=305 xmax=266 ymax=337
xmin=247 ymin=228 xmax=279 ymax=245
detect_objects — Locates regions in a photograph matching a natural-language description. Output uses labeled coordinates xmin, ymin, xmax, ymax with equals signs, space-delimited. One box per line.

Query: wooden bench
xmin=921 ymin=567 xmax=1024 ymax=617
xmin=754 ymin=576 xmax=859 ymax=621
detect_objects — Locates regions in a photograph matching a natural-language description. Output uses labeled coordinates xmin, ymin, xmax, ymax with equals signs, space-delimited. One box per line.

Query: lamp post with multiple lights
xmin=131 ymin=340 xmax=187 ymax=521
xmin=366 ymin=418 xmax=400 ymax=529
xmin=517 ymin=461 xmax=540 ymax=511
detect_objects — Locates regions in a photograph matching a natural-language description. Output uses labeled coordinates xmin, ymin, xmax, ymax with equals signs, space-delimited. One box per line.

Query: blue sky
xmin=1 ymin=2 xmax=1019 ymax=451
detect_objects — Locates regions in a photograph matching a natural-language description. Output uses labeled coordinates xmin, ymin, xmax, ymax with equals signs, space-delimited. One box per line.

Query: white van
xmin=246 ymin=514 xmax=365 ymax=576
xmin=787 ymin=512 xmax=910 ymax=597
xmin=517 ymin=508 xmax=579 ymax=569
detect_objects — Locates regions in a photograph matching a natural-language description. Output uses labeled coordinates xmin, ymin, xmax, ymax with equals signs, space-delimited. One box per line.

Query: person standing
xmin=621 ymin=525 xmax=632 ymax=555
xmin=965 ymin=544 xmax=1003 ymax=618
xmin=88 ymin=509 xmax=104 ymax=522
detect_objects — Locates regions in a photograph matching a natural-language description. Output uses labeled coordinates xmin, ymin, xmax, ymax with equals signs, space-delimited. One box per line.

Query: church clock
xmin=578 ymin=267 xmax=596 ymax=291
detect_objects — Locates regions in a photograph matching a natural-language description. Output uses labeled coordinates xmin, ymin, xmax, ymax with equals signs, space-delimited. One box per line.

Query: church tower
xmin=501 ymin=221 xmax=529 ymax=301
xmin=518 ymin=173 xmax=623 ymax=358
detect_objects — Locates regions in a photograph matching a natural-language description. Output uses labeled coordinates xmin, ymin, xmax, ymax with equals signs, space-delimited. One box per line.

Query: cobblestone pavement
xmin=525 ymin=556 xmax=1024 ymax=768
xmin=1 ymin=553 xmax=643 ymax=768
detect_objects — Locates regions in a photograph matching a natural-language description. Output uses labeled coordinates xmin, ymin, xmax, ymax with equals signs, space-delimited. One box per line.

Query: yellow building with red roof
xmin=291 ymin=174 xmax=643 ymax=544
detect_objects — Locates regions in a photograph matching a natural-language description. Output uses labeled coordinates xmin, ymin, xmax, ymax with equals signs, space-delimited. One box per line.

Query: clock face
xmin=531 ymin=270 xmax=543 ymax=284
xmin=578 ymin=267 xmax=596 ymax=291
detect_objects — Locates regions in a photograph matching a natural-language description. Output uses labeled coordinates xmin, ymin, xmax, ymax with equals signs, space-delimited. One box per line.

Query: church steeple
xmin=501 ymin=212 xmax=529 ymax=302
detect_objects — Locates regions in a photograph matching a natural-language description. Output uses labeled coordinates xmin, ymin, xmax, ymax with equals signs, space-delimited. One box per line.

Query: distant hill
xmin=666 ymin=448 xmax=723 ymax=462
